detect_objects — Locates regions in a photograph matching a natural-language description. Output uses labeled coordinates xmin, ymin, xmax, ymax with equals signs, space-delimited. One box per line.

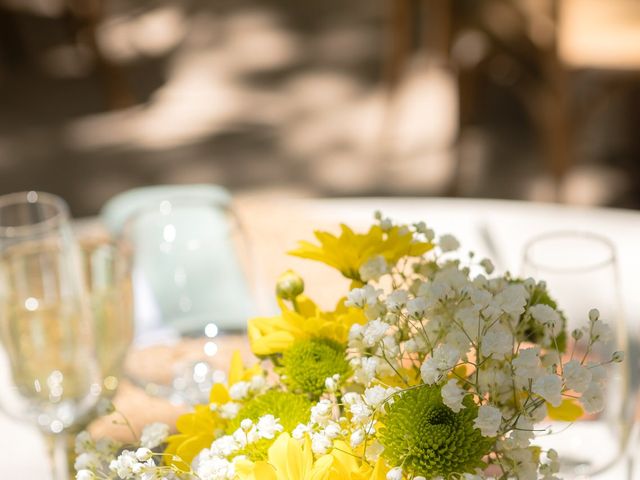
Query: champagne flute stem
xmin=45 ymin=432 xmax=74 ymax=480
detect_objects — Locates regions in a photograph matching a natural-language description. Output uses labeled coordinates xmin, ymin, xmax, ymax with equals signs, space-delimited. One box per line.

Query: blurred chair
xmin=0 ymin=0 xmax=134 ymax=109
xmin=384 ymin=0 xmax=640 ymax=198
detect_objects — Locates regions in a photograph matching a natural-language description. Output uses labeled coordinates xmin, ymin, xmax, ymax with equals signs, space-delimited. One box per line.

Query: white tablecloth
xmin=2 ymin=197 xmax=640 ymax=478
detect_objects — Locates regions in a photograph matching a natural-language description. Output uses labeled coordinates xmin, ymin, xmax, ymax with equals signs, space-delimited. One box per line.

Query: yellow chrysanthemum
xmin=248 ymin=296 xmax=366 ymax=356
xmin=329 ymin=441 xmax=389 ymax=480
xmin=289 ymin=224 xmax=432 ymax=282
xmin=236 ymin=437 xmax=388 ymax=480
xmin=165 ymin=351 xmax=262 ymax=467
xmin=238 ymin=433 xmax=334 ymax=480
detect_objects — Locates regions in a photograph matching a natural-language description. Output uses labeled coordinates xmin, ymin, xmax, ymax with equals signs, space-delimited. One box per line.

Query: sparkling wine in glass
xmin=0 ymin=192 xmax=101 ymax=480
xmin=80 ymin=237 xmax=134 ymax=399
xmin=521 ymin=231 xmax=631 ymax=478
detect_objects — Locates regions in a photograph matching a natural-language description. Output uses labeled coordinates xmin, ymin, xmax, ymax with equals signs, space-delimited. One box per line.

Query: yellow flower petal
xmin=546 ymin=398 xmax=584 ymax=422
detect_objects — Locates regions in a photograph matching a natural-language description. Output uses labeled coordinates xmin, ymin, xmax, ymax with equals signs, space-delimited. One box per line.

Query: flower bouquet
xmin=75 ymin=214 xmax=623 ymax=480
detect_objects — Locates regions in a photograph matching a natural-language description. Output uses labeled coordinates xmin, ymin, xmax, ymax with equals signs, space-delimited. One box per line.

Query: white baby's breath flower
xmin=481 ymin=326 xmax=513 ymax=360
xmin=493 ymin=284 xmax=528 ymax=320
xmin=292 ymin=423 xmax=311 ymax=440
xmin=480 ymin=258 xmax=495 ymax=274
xmin=140 ymin=422 xmax=170 ymax=449
xmin=529 ymin=304 xmax=562 ymax=336
xmin=323 ymin=421 xmax=341 ymax=439
xmin=96 ymin=398 xmax=115 ymax=416
xmin=135 ymin=448 xmax=153 ymax=462
xmin=386 ymin=290 xmax=409 ymax=311
xmin=197 ymin=454 xmax=236 ymax=480
xmin=456 ymin=306 xmax=482 ymax=340
xmin=562 ymin=360 xmax=592 ymax=393
xmin=310 ymin=399 xmax=333 ymax=426
xmin=591 ymin=321 xmax=613 ymax=343
xmin=211 ymin=435 xmax=241 ymax=457
xmin=109 ymin=450 xmax=149 ymax=478
xmin=249 ymin=374 xmax=266 ymax=392
xmin=386 ymin=466 xmax=403 ymax=480
xmin=512 ymin=348 xmax=541 ymax=379
xmin=364 ymin=385 xmax=397 ymax=409
xmin=352 ymin=355 xmax=381 ymax=385
xmin=441 ymin=379 xmax=466 ymax=413
xmin=532 ymin=374 xmax=563 ymax=407
xmin=75 ymin=431 xmax=93 ymax=455
xmin=311 ymin=432 xmax=332 ymax=454
xmin=345 ymin=285 xmax=382 ymax=308
xmin=229 ymin=381 xmax=251 ymax=400
xmin=463 ymin=474 xmax=484 ymax=480
xmin=445 ymin=329 xmax=471 ymax=353
xmin=468 ymin=286 xmax=492 ymax=309
xmin=219 ymin=402 xmax=241 ymax=419
xmin=474 ymin=405 xmax=502 ymax=437
xmin=350 ymin=402 xmax=373 ymax=425
xmin=504 ymin=417 xmax=534 ymax=449
xmin=325 ymin=374 xmax=340 ymax=392
xmin=581 ymin=382 xmax=604 ymax=413
xmin=506 ymin=448 xmax=538 ymax=480
xmin=350 ymin=428 xmax=365 ymax=448
xmin=406 ymin=296 xmax=428 ymax=318
xmin=362 ymin=319 xmax=390 ymax=346
xmin=74 ymin=453 xmax=101 ymax=472
xmin=420 ymin=345 xmax=460 ymax=384
xmin=359 ymin=255 xmax=388 ymax=282
xmin=256 ymin=415 xmax=283 ymax=439
xmin=439 ymin=234 xmax=460 ymax=252
xmin=76 ymin=470 xmax=95 ymax=480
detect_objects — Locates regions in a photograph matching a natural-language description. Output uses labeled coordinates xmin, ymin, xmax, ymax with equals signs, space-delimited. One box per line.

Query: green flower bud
xmin=612 ymin=351 xmax=625 ymax=363
xmin=275 ymin=270 xmax=304 ymax=300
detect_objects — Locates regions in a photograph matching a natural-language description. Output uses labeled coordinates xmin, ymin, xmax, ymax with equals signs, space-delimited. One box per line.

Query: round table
xmin=2 ymin=197 xmax=640 ymax=478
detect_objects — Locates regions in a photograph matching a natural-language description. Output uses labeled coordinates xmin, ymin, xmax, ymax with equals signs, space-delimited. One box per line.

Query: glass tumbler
xmin=522 ymin=231 xmax=632 ymax=478
xmin=117 ymin=197 xmax=255 ymax=403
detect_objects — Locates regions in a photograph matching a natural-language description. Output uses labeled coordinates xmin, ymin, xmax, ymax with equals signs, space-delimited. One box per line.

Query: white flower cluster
xmin=74 ymin=424 xmax=172 ymax=480
xmin=207 ymin=374 xmax=266 ymax=423
xmin=194 ymin=414 xmax=284 ymax=480
xmin=344 ymin=224 xmax=620 ymax=480
xmin=287 ymin=384 xmax=397 ymax=463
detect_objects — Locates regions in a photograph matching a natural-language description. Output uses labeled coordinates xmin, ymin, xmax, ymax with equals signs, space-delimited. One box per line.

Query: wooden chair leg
xmin=66 ymin=0 xmax=136 ymax=110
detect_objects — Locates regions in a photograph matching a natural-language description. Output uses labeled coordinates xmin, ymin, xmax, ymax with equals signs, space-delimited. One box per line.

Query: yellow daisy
xmin=289 ymin=224 xmax=432 ymax=282
xmin=164 ymin=351 xmax=262 ymax=467
xmin=248 ymin=296 xmax=365 ymax=356
xmin=238 ymin=433 xmax=334 ymax=480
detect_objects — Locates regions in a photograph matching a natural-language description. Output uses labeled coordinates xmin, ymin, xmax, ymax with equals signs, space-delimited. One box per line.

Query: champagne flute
xmin=521 ymin=231 xmax=632 ymax=478
xmin=0 ymin=191 xmax=101 ymax=480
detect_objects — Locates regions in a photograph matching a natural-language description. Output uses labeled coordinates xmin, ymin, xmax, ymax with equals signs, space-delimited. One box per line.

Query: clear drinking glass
xmin=522 ymin=231 xmax=632 ymax=478
xmin=0 ymin=192 xmax=102 ymax=480
xmin=79 ymin=238 xmax=134 ymax=399
xmin=117 ymin=197 xmax=255 ymax=404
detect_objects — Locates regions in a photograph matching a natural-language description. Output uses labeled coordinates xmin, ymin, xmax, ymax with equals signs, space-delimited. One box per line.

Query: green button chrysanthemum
xmin=226 ymin=390 xmax=312 ymax=461
xmin=279 ymin=337 xmax=350 ymax=397
xmin=228 ymin=390 xmax=311 ymax=434
xmin=379 ymin=384 xmax=492 ymax=478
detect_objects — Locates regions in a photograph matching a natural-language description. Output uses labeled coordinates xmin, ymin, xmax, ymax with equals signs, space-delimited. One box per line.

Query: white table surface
xmin=2 ymin=197 xmax=640 ymax=478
